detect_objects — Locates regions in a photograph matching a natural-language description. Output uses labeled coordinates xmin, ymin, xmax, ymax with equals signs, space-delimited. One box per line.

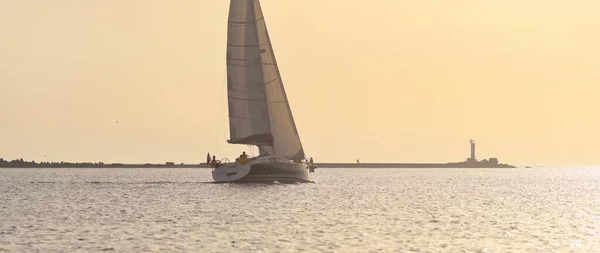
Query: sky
xmin=1 ymin=0 xmax=599 ymax=166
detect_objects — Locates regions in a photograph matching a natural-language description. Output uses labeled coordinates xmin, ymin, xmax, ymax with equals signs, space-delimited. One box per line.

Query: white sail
xmin=253 ymin=0 xmax=305 ymax=160
xmin=226 ymin=0 xmax=305 ymax=160
xmin=226 ymin=0 xmax=272 ymax=145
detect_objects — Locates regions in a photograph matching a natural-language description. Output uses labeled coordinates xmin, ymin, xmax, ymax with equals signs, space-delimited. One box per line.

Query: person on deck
xmin=239 ymin=151 xmax=248 ymax=164
xmin=210 ymin=155 xmax=218 ymax=168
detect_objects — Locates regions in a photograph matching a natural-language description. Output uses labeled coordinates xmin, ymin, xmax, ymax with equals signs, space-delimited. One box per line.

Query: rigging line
xmin=213 ymin=68 xmax=227 ymax=154
xmin=220 ymin=68 xmax=227 ymax=142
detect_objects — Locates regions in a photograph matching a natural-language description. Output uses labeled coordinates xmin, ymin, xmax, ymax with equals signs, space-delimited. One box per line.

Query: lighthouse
xmin=469 ymin=139 xmax=476 ymax=162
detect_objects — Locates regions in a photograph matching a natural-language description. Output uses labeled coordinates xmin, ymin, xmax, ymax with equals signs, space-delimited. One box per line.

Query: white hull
xmin=212 ymin=161 xmax=252 ymax=182
xmin=212 ymin=156 xmax=311 ymax=183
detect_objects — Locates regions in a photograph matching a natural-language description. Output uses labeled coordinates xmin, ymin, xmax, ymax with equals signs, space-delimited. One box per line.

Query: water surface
xmin=1 ymin=167 xmax=599 ymax=252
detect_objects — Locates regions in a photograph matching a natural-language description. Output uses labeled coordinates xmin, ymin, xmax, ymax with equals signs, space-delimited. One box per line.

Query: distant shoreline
xmin=0 ymin=160 xmax=201 ymax=169
xmin=315 ymin=162 xmax=516 ymax=168
xmin=0 ymin=158 xmax=516 ymax=169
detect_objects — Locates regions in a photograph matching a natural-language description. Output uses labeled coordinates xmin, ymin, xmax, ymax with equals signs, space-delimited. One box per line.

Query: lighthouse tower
xmin=468 ymin=139 xmax=477 ymax=162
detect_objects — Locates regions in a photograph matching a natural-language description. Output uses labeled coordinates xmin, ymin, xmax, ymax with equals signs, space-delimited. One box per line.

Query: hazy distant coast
xmin=0 ymin=158 xmax=200 ymax=168
xmin=0 ymin=158 xmax=516 ymax=169
xmin=315 ymin=161 xmax=516 ymax=169
xmin=0 ymin=140 xmax=517 ymax=169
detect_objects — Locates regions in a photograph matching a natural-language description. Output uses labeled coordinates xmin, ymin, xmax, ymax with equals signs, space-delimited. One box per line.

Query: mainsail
xmin=226 ymin=0 xmax=305 ymax=160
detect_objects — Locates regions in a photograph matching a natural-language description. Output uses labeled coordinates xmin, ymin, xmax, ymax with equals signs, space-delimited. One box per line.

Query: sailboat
xmin=211 ymin=0 xmax=312 ymax=183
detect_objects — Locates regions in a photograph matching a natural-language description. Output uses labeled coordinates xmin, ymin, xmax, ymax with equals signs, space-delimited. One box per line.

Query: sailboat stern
xmin=211 ymin=162 xmax=252 ymax=182
xmin=212 ymin=156 xmax=311 ymax=184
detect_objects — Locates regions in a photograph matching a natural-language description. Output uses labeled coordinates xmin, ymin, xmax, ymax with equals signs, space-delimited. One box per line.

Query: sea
xmin=1 ymin=167 xmax=599 ymax=252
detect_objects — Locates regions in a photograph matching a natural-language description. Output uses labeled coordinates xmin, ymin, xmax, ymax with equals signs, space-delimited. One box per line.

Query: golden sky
xmin=1 ymin=0 xmax=599 ymax=166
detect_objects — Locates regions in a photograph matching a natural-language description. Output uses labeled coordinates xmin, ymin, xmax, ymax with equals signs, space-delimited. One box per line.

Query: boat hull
xmin=212 ymin=156 xmax=311 ymax=184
